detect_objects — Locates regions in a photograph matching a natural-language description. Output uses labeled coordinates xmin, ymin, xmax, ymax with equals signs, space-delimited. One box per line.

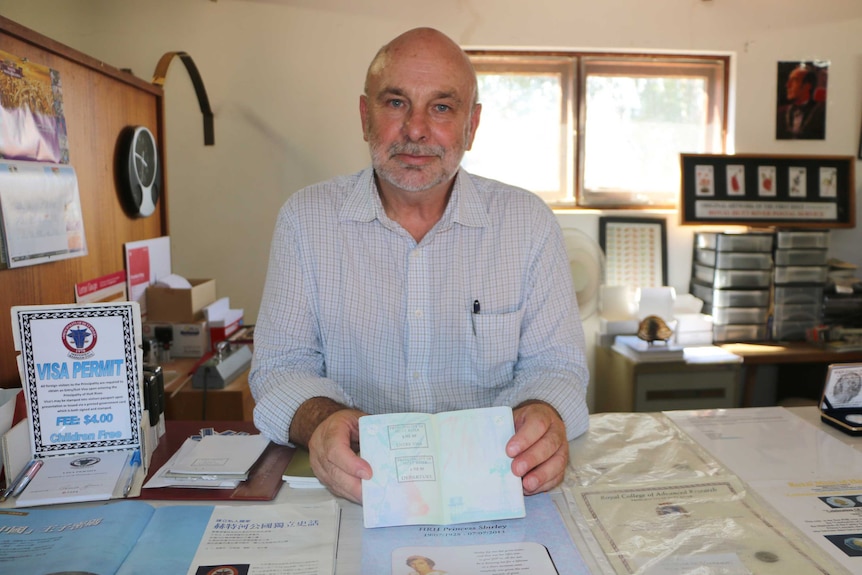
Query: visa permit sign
xmin=12 ymin=302 xmax=144 ymax=458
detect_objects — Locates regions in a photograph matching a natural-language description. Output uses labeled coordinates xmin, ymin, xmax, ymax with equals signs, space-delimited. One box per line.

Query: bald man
xmin=250 ymin=28 xmax=589 ymax=503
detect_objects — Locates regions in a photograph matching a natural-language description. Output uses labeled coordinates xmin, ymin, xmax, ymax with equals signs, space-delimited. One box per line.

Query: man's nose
xmin=403 ymin=108 xmax=429 ymax=141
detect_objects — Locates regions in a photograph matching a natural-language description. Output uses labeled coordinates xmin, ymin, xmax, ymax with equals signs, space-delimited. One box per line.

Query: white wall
xmin=2 ymin=0 xmax=862 ymax=409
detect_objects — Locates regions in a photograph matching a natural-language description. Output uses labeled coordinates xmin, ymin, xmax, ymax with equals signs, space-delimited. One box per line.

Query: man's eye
xmin=434 ymin=104 xmax=451 ymax=113
xmin=388 ymin=99 xmax=404 ymax=108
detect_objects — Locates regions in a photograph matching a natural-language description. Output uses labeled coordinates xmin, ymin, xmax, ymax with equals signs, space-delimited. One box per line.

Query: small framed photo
xmin=695 ymin=165 xmax=715 ymax=196
xmin=758 ymin=165 xmax=776 ymax=196
xmin=789 ymin=166 xmax=807 ymax=197
xmin=820 ymin=166 xmax=838 ymax=198
xmin=726 ymin=164 xmax=745 ymax=196
xmin=599 ymin=216 xmax=667 ymax=289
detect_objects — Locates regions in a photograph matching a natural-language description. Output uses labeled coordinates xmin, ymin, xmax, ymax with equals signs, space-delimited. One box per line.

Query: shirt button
xmin=413 ymin=372 xmax=421 ymax=380
xmin=414 ymin=309 xmax=423 ymax=318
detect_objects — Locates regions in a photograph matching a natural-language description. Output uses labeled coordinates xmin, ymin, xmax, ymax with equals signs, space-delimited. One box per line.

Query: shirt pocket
xmin=470 ymin=307 xmax=524 ymax=389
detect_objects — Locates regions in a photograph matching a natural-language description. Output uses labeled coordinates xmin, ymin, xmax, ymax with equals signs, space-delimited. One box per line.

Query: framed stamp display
xmin=680 ymin=154 xmax=855 ymax=228
xmin=820 ymin=362 xmax=862 ymax=436
xmin=598 ymin=217 xmax=667 ymax=288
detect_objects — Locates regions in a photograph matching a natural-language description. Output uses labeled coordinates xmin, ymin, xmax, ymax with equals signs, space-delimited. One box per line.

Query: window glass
xmin=464 ymin=58 xmax=574 ymax=205
xmin=464 ymin=52 xmax=728 ymax=209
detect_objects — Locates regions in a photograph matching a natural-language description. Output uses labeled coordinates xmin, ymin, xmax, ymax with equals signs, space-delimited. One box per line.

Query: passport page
xmin=360 ymin=406 xmax=525 ymax=528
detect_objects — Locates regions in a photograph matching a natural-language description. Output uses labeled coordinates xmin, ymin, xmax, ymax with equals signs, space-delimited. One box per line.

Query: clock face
xmin=117 ymin=125 xmax=160 ymax=218
xmin=133 ymin=128 xmax=157 ymax=188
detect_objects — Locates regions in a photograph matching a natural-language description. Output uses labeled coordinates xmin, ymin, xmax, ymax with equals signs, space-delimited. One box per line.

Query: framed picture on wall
xmin=598 ymin=217 xmax=667 ymax=289
xmin=776 ymin=60 xmax=828 ymax=141
xmin=680 ymin=153 xmax=855 ymax=227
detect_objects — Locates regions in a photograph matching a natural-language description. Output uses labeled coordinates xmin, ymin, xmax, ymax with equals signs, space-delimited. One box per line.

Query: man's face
xmin=360 ymin=40 xmax=480 ymax=195
xmin=786 ymin=68 xmax=812 ymax=104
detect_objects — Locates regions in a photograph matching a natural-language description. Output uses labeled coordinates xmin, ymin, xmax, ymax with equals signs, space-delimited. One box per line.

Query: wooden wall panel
xmin=0 ymin=16 xmax=167 ymax=387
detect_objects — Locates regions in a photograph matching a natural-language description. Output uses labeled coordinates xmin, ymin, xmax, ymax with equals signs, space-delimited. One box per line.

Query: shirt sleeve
xmin=493 ymin=207 xmax=590 ymax=441
xmin=248 ymin=202 xmax=353 ymax=445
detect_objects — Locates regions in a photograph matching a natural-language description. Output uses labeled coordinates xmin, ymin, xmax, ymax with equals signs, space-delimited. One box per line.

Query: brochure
xmin=359 ymin=406 xmax=524 ymax=528
xmin=361 ymin=492 xmax=591 ymax=574
xmin=0 ymin=499 xmax=340 ymax=574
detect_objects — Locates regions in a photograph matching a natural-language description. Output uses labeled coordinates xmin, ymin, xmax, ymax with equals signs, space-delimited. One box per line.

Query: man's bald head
xmin=364 ymin=27 xmax=478 ymax=107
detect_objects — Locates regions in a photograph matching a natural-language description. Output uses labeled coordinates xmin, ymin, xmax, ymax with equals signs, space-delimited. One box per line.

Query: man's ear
xmin=359 ymin=95 xmax=370 ymax=142
xmin=465 ymin=103 xmax=482 ymax=151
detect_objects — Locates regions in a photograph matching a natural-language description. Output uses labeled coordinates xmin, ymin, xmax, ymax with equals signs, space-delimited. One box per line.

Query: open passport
xmin=359 ymin=406 xmax=525 ymax=528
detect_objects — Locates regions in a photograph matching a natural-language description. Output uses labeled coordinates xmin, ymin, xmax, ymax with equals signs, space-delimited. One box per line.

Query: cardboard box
xmin=210 ymin=315 xmax=243 ymax=352
xmin=146 ymin=278 xmax=216 ymax=323
xmin=203 ymin=297 xmax=244 ymax=352
xmin=143 ymin=321 xmax=210 ymax=358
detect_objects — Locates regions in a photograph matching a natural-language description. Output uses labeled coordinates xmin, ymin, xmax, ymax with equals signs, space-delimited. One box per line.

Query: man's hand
xmin=507 ymin=401 xmax=569 ymax=495
xmin=306 ymin=409 xmax=372 ymax=503
xmin=291 ymin=398 xmax=371 ymax=503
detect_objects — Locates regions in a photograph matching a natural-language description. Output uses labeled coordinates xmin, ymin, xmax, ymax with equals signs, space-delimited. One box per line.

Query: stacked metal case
xmin=771 ymin=230 xmax=829 ymax=341
xmin=690 ymin=231 xmax=774 ymax=343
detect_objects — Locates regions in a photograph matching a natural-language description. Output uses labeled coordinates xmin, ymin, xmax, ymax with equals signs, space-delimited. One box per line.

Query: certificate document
xmin=567 ymin=477 xmax=845 ymax=575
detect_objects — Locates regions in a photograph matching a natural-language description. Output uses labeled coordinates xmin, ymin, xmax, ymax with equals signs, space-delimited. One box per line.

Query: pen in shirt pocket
xmin=472 ymin=299 xmax=480 ymax=335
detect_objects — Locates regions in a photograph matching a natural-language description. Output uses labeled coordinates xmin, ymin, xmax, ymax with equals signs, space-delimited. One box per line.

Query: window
xmin=463 ymin=52 xmax=728 ymax=209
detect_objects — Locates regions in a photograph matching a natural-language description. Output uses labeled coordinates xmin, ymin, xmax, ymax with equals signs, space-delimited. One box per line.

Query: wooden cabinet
xmin=160 ymin=358 xmax=254 ymax=422
xmin=594 ymin=346 xmax=740 ymax=412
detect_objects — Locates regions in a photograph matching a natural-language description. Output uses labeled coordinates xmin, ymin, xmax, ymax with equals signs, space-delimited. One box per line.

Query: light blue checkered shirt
xmin=250 ymin=167 xmax=589 ymax=443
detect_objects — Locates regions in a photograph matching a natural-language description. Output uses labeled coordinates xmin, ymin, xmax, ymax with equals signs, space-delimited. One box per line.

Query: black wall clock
xmin=116 ymin=125 xmax=160 ymax=218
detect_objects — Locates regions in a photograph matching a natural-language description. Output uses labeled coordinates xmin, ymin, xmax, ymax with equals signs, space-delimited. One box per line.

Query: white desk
xmin=6 ymin=406 xmax=860 ymax=574
xmin=324 ymin=405 xmax=859 ymax=574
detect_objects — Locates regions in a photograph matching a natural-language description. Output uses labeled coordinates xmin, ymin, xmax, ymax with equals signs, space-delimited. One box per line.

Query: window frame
xmin=466 ymin=50 xmax=731 ymax=210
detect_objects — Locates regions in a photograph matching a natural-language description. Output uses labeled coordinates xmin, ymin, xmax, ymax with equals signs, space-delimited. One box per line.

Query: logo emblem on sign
xmin=62 ymin=320 xmax=97 ymax=355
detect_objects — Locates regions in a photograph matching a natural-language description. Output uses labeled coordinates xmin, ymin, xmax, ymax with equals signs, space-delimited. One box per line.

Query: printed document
xmin=748 ymin=476 xmax=862 ymax=574
xmin=566 ymin=476 xmax=846 ymax=575
xmin=15 ymin=449 xmax=130 ymax=507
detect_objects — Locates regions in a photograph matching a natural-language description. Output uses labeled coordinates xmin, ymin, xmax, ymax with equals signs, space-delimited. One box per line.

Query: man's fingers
xmin=509 ymin=401 xmax=569 ymax=494
xmin=520 ymin=443 xmax=568 ymax=495
xmin=307 ymin=409 xmax=370 ymax=503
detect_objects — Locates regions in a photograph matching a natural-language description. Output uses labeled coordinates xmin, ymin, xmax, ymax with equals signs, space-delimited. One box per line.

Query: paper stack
xmin=281 ymin=447 xmax=323 ymax=489
xmin=144 ymin=432 xmax=270 ymax=490
xmin=613 ymin=335 xmax=685 ymax=363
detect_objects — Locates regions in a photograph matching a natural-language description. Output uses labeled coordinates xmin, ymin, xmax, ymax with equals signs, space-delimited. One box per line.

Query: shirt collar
xmin=340 ymin=167 xmax=490 ymax=230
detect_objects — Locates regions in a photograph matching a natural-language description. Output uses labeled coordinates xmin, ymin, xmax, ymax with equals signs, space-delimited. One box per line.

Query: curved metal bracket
xmin=152 ymin=51 xmax=214 ymax=146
